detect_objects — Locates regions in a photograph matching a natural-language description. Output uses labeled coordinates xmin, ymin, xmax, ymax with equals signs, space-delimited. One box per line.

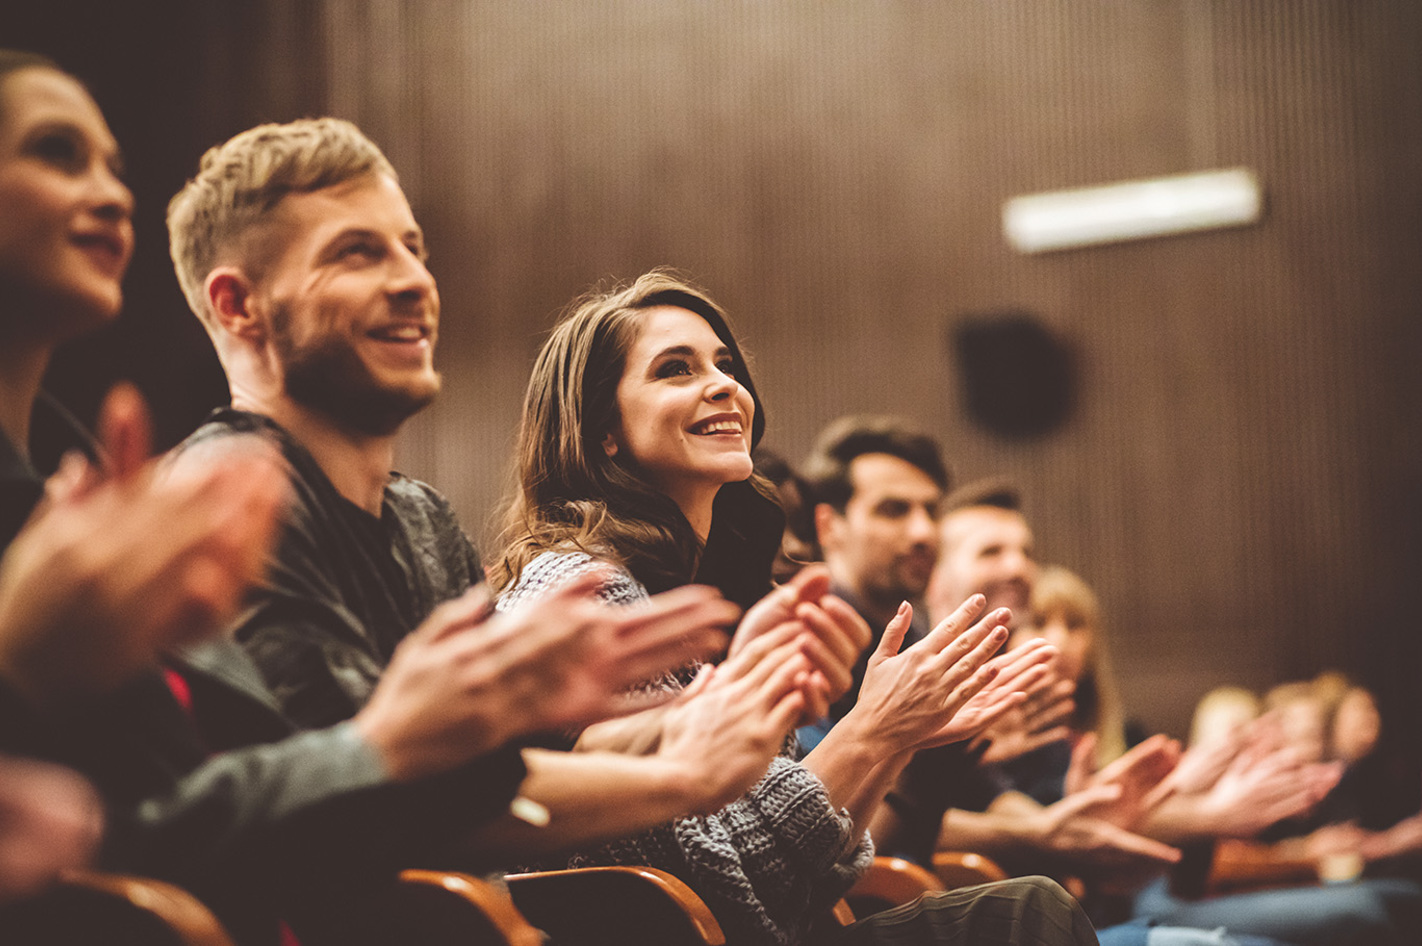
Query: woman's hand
xmin=657 ymin=637 xmax=808 ymax=813
xmin=840 ymin=595 xmax=1012 ymax=755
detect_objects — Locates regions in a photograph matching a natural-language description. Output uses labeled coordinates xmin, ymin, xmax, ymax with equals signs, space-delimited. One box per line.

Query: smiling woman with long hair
xmin=492 ymin=268 xmax=783 ymax=612
xmin=0 ymin=49 xmax=135 ymax=544
xmin=492 ymin=269 xmax=1093 ymax=946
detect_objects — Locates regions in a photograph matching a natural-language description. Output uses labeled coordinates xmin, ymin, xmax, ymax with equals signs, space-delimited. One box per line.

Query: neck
xmin=233 ymin=390 xmax=397 ymax=516
xmin=668 ymin=484 xmax=718 ymax=542
xmin=0 ymin=334 xmax=54 ymax=457
xmin=825 ymin=559 xmax=905 ymax=631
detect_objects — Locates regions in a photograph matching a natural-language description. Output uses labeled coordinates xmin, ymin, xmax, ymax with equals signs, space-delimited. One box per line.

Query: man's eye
xmin=341 ymin=243 xmax=380 ymax=259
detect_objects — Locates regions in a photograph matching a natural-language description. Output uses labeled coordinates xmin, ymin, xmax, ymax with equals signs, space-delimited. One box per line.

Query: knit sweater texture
xmin=499 ymin=550 xmax=873 ymax=946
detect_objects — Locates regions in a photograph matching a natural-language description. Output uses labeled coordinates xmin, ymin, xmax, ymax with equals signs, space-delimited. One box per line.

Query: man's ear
xmin=600 ymin=430 xmax=619 ymax=458
xmin=205 ymin=267 xmax=264 ymax=341
xmin=814 ymin=502 xmax=842 ymax=552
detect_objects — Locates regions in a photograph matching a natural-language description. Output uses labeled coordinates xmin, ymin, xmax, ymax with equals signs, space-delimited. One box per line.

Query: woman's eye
xmin=717 ymin=358 xmax=739 ymax=377
xmin=655 ymin=359 xmax=691 ymax=378
xmin=29 ymin=132 xmax=83 ymax=170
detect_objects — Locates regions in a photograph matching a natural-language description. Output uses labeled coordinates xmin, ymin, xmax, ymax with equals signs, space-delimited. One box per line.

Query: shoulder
xmin=497 ymin=549 xmax=649 ymax=612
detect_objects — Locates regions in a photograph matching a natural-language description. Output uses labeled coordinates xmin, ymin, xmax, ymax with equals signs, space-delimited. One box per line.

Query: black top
xmin=1 ymin=405 xmax=525 ymax=945
xmin=820 ymin=584 xmax=1002 ymax=866
xmin=181 ymin=408 xmax=482 ymax=729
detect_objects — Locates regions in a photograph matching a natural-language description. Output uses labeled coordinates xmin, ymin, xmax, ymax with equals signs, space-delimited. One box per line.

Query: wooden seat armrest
xmin=505 ymin=865 xmax=725 ymax=945
xmin=392 ymin=869 xmax=543 ymax=946
xmin=931 ymin=851 xmax=1009 ymax=888
xmin=0 ymin=870 xmax=236 ymax=946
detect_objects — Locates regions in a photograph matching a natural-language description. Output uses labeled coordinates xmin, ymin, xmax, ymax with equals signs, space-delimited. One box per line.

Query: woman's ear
xmin=601 ymin=431 xmax=619 ymax=458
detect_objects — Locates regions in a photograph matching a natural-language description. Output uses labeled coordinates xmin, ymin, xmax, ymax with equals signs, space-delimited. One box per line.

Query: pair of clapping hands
xmin=575 ymin=566 xmax=1063 ymax=790
xmin=0 ymin=385 xmax=286 ymax=710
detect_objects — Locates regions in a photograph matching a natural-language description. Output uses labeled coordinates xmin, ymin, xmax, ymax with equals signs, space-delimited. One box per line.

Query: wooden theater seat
xmin=505 ymin=865 xmax=725 ymax=945
xmin=379 ymin=869 xmax=544 ymax=946
xmin=931 ymin=850 xmax=1009 ymax=889
xmin=0 ymin=870 xmax=236 ymax=946
xmin=846 ymin=855 xmax=948 ymax=916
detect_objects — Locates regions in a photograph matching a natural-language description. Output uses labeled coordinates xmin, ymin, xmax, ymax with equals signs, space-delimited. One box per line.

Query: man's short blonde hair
xmin=166 ymin=117 xmax=396 ymax=322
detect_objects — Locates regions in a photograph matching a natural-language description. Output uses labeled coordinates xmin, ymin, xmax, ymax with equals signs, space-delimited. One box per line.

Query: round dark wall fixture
xmin=951 ymin=311 xmax=1075 ymax=439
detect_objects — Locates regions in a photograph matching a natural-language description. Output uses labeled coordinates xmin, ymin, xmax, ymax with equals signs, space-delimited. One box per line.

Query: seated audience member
xmin=1189 ymin=686 xmax=1263 ymax=754
xmin=796 ymin=417 xmax=1068 ymax=860
xmin=970 ymin=546 xmax=1419 ymax=944
xmin=1210 ymin=674 xmax=1422 ymax=890
xmin=158 ymin=119 xmax=871 ymax=942
xmin=796 ymin=462 xmax=1174 ymax=889
xmin=491 ymin=272 xmax=1097 ymax=946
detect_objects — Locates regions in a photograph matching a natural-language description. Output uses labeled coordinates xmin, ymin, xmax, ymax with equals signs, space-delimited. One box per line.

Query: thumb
xmin=97 ymin=382 xmax=153 ymax=480
xmin=1066 ymin=732 xmax=1099 ymax=793
xmin=869 ymin=601 xmax=913 ymax=666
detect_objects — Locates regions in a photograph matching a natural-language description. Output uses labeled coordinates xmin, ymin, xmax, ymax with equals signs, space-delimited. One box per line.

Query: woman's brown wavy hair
xmin=491 ymin=269 xmax=784 ymax=610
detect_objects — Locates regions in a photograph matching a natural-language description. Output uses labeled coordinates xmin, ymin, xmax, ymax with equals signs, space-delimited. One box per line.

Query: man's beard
xmin=272 ymin=306 xmax=438 ymax=437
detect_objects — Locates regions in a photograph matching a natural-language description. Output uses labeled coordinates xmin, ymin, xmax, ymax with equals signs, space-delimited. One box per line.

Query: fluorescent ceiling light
xmin=1003 ymin=168 xmax=1263 ymax=253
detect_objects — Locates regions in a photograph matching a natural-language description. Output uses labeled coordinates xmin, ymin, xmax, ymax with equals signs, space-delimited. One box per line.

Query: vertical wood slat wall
xmin=250 ymin=1 xmax=1420 ymax=737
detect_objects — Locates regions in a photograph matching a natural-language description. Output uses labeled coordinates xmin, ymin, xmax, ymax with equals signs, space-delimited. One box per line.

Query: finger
xmin=630 ymin=585 xmax=741 ymax=635
xmin=1068 ymin=732 xmax=1100 ymax=788
xmin=418 ymin=584 xmax=498 ymax=644
xmin=721 ymin=620 xmax=805 ymax=679
xmin=869 ymin=601 xmax=914 ymax=665
xmin=765 ymin=688 xmax=809 ymax=737
xmin=816 ymin=594 xmax=873 ymax=652
xmin=740 ymin=639 xmax=811 ymax=692
xmin=931 ymin=622 xmax=1006 ymax=687
xmin=610 ymin=626 xmax=727 ymax=686
xmin=923 ymin=594 xmax=990 ymax=647
xmin=1059 ymin=781 xmax=1124 ymax=817
xmin=797 ymin=598 xmax=870 ymax=669
xmin=1094 ymin=824 xmax=1183 ymax=865
xmin=783 ymin=562 xmax=831 ymax=605
xmin=954 ymin=689 xmax=1026 ymax=737
xmin=797 ymin=669 xmax=831 ymax=724
xmin=44 ymin=451 xmax=94 ymax=506
xmin=794 ymin=631 xmax=853 ymax=699
xmin=987 ymin=640 xmax=1057 ymax=688
xmin=97 ymin=382 xmax=153 ymax=481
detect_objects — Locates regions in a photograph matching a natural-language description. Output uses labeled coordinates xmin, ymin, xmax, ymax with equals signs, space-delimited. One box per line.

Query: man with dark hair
xmin=803 ymin=414 xmax=950 ymax=634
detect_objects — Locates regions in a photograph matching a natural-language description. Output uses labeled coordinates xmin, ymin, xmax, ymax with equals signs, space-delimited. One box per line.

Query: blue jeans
xmin=1131 ymin=875 xmax=1421 ymax=946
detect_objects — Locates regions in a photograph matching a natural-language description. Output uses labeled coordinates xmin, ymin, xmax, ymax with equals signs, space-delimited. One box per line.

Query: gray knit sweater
xmin=498 ymin=550 xmax=874 ymax=946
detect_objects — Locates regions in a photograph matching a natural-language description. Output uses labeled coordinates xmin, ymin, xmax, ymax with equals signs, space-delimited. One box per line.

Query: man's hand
xmin=1024 ymin=785 xmax=1183 ymax=879
xmin=940 ymin=638 xmax=1059 ymax=746
xmin=971 ymin=671 xmax=1076 ymax=766
xmin=1065 ymin=733 xmax=1181 ymax=830
xmin=1190 ymin=742 xmax=1341 ymax=839
xmin=0 ymin=385 xmax=286 ymax=708
xmin=0 ymin=755 xmax=103 ymax=904
xmin=355 ymin=577 xmax=738 ymax=780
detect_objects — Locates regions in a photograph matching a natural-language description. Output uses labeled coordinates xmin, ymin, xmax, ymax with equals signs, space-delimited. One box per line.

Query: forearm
xmin=936 ymin=793 xmax=1046 ymax=860
xmin=465 ymin=748 xmax=700 ymax=860
xmin=571 ymin=704 xmax=669 ymax=755
xmin=1139 ymin=794 xmax=1214 ymax=844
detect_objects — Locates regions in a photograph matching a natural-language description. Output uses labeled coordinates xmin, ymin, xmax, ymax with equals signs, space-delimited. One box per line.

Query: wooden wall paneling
xmin=282 ymin=1 xmax=1419 ymax=738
